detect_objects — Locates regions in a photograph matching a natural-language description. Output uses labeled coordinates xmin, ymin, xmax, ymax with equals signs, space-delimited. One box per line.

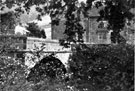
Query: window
xmin=98 ymin=33 xmax=107 ymax=40
xmin=98 ymin=22 xmax=104 ymax=28
xmin=98 ymin=21 xmax=108 ymax=29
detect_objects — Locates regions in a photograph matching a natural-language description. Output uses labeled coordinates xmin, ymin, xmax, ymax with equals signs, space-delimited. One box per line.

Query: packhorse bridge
xmin=0 ymin=35 xmax=72 ymax=68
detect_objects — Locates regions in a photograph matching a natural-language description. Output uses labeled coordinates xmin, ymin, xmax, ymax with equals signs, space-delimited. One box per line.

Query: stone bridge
xmin=0 ymin=35 xmax=72 ymax=68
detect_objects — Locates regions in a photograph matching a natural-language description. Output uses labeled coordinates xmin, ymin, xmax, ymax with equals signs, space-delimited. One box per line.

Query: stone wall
xmin=25 ymin=37 xmax=71 ymax=68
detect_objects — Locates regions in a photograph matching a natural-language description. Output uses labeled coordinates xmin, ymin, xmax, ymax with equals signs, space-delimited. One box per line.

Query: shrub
xmin=0 ymin=54 xmax=73 ymax=91
xmin=68 ymin=44 xmax=134 ymax=91
xmin=26 ymin=54 xmax=67 ymax=83
xmin=0 ymin=57 xmax=32 ymax=91
xmin=26 ymin=54 xmax=79 ymax=91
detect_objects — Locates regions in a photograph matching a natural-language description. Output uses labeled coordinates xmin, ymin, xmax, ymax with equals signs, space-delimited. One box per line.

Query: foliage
xmin=0 ymin=56 xmax=77 ymax=91
xmin=1 ymin=0 xmax=135 ymax=44
xmin=1 ymin=0 xmax=85 ymax=45
xmin=25 ymin=53 xmax=80 ymax=91
xmin=0 ymin=0 xmax=135 ymax=90
xmin=85 ymin=0 xmax=135 ymax=44
xmin=26 ymin=54 xmax=67 ymax=83
xmin=25 ymin=22 xmax=46 ymax=38
xmin=60 ymin=0 xmax=85 ymax=44
xmin=0 ymin=12 xmax=19 ymax=34
xmin=0 ymin=41 xmax=73 ymax=91
xmin=29 ymin=78 xmax=79 ymax=91
xmin=0 ymin=56 xmax=32 ymax=91
xmin=0 ymin=37 xmax=19 ymax=57
xmin=68 ymin=44 xmax=134 ymax=91
xmin=0 ymin=43 xmax=73 ymax=91
xmin=1 ymin=43 xmax=134 ymax=91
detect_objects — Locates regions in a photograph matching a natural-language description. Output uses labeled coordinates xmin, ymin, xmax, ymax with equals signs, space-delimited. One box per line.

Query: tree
xmin=68 ymin=44 xmax=134 ymax=90
xmin=0 ymin=12 xmax=19 ymax=34
xmin=85 ymin=0 xmax=135 ymax=44
xmin=25 ymin=22 xmax=46 ymax=38
xmin=0 ymin=0 xmax=86 ymax=45
xmin=1 ymin=0 xmax=134 ymax=44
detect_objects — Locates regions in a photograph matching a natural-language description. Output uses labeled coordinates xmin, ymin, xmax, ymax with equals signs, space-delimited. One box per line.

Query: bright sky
xmin=33 ymin=15 xmax=51 ymax=26
xmin=78 ymin=0 xmax=86 ymax=3
xmin=14 ymin=25 xmax=29 ymax=35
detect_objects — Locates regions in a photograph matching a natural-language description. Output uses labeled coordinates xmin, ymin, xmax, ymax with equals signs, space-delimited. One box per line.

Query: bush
xmin=0 ymin=55 xmax=74 ymax=91
xmin=0 ymin=57 xmax=32 ymax=91
xmin=68 ymin=44 xmax=134 ymax=91
xmin=26 ymin=54 xmax=79 ymax=91
xmin=26 ymin=54 xmax=67 ymax=83
xmin=0 ymin=43 xmax=133 ymax=91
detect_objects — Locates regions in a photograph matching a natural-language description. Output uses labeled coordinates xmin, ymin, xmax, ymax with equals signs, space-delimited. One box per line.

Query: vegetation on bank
xmin=68 ymin=44 xmax=134 ymax=91
xmin=0 ymin=44 xmax=134 ymax=91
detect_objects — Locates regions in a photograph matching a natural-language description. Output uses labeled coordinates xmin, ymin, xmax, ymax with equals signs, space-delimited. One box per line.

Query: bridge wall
xmin=25 ymin=37 xmax=71 ymax=68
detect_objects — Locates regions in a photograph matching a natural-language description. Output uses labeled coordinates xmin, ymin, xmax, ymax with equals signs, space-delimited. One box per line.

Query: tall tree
xmin=25 ymin=22 xmax=46 ymax=38
xmin=85 ymin=0 xmax=135 ymax=44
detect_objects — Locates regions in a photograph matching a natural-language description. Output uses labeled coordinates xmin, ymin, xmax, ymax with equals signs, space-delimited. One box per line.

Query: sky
xmin=15 ymin=5 xmax=52 ymax=37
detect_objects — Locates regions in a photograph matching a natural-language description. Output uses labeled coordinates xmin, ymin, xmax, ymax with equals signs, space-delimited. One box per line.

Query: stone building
xmin=51 ymin=8 xmax=111 ymax=44
xmin=84 ymin=8 xmax=111 ymax=44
